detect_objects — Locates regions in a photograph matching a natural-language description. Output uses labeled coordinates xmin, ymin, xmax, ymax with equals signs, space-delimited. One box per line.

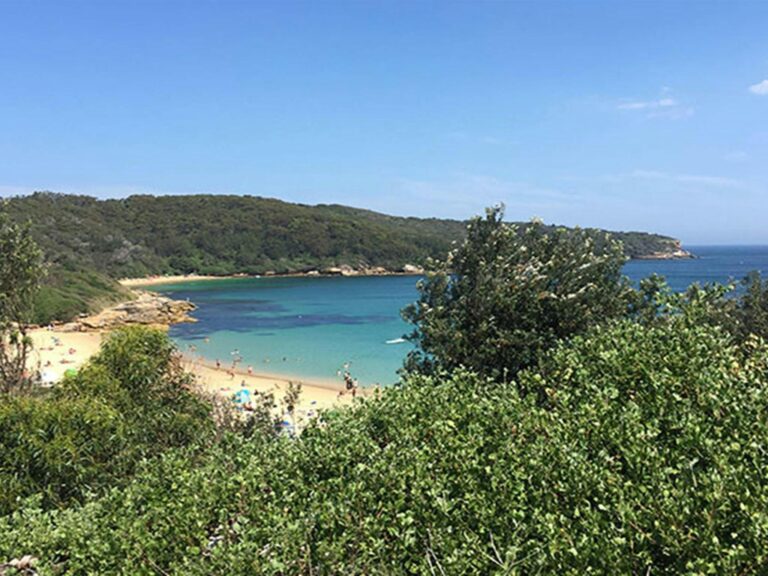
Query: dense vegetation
xmin=403 ymin=207 xmax=633 ymax=379
xmin=10 ymin=204 xmax=768 ymax=574
xmin=3 ymin=317 xmax=768 ymax=574
xmin=31 ymin=267 xmax=131 ymax=325
xmin=6 ymin=192 xmax=686 ymax=323
xmin=0 ymin=327 xmax=214 ymax=516
xmin=6 ymin=192 xmax=466 ymax=278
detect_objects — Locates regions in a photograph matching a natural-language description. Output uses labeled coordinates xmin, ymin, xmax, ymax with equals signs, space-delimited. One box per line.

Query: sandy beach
xmin=29 ymin=329 xmax=106 ymax=383
xmin=119 ymin=274 xmax=243 ymax=288
xmin=29 ymin=328 xmax=361 ymax=424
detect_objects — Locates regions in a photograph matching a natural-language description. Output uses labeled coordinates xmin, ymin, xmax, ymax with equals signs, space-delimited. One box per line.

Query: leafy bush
xmin=4 ymin=320 xmax=767 ymax=574
xmin=631 ymin=271 xmax=768 ymax=348
xmin=0 ymin=392 xmax=127 ymax=514
xmin=403 ymin=207 xmax=632 ymax=380
xmin=734 ymin=271 xmax=768 ymax=342
xmin=0 ymin=327 xmax=213 ymax=515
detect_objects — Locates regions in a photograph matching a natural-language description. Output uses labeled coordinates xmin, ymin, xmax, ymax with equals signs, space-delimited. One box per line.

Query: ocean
xmin=156 ymin=246 xmax=768 ymax=387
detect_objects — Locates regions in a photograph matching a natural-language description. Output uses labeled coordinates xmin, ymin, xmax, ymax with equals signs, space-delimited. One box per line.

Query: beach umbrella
xmin=64 ymin=368 xmax=78 ymax=378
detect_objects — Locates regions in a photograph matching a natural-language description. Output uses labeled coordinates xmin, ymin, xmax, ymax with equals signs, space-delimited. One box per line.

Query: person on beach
xmin=344 ymin=371 xmax=354 ymax=391
xmin=247 ymin=365 xmax=253 ymax=375
xmin=215 ymin=359 xmax=221 ymax=370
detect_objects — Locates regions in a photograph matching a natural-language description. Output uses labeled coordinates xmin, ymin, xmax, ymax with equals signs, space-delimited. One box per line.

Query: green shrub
xmin=4 ymin=320 xmax=768 ymax=574
xmin=0 ymin=327 xmax=213 ymax=516
xmin=0 ymin=393 xmax=126 ymax=514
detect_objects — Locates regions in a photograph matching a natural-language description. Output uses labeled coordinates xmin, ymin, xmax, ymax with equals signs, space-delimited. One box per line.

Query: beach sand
xmin=180 ymin=354 xmax=360 ymax=413
xmin=29 ymin=328 xmax=361 ymax=424
xmin=119 ymin=274 xmax=238 ymax=288
xmin=30 ymin=329 xmax=106 ymax=382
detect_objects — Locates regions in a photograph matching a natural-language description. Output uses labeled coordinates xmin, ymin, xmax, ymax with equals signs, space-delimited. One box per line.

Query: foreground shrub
xmin=0 ymin=394 xmax=127 ymax=515
xmin=3 ymin=320 xmax=768 ymax=574
xmin=0 ymin=327 xmax=212 ymax=515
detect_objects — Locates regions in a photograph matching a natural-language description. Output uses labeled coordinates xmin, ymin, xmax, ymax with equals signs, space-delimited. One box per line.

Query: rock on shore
xmin=319 ymin=263 xmax=424 ymax=276
xmin=633 ymin=240 xmax=694 ymax=260
xmin=62 ymin=292 xmax=196 ymax=331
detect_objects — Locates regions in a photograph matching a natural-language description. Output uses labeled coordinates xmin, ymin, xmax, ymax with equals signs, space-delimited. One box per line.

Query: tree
xmin=735 ymin=271 xmax=768 ymax=342
xmin=402 ymin=205 xmax=631 ymax=380
xmin=0 ymin=208 xmax=44 ymax=395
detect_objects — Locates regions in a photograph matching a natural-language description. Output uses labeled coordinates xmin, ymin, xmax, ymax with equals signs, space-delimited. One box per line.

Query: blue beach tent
xmin=233 ymin=389 xmax=251 ymax=405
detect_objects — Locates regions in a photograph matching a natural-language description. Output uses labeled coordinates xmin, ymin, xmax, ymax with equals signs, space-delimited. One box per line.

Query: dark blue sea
xmin=157 ymin=246 xmax=768 ymax=386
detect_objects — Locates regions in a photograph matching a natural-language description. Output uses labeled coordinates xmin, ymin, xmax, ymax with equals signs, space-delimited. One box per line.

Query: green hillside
xmin=5 ymin=192 xmax=688 ymax=322
xmin=7 ymin=193 xmax=466 ymax=278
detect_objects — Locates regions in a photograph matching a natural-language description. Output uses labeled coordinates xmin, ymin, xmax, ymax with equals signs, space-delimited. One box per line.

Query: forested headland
xmin=6 ymin=192 xmax=689 ymax=323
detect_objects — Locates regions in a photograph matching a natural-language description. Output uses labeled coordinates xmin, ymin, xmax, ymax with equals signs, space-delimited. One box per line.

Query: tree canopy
xmin=403 ymin=206 xmax=633 ymax=380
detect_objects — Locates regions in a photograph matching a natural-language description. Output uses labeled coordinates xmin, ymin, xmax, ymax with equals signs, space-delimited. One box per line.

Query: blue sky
xmin=1 ymin=1 xmax=767 ymax=244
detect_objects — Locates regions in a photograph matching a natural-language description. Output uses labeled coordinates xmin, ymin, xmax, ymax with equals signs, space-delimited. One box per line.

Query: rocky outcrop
xmin=633 ymin=241 xmax=694 ymax=260
xmin=320 ymin=264 xmax=423 ymax=276
xmin=401 ymin=264 xmax=424 ymax=274
xmin=322 ymin=266 xmax=351 ymax=276
xmin=63 ymin=292 xmax=196 ymax=331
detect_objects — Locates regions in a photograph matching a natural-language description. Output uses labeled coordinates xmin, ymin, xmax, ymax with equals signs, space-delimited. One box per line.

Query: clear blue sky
xmin=1 ymin=1 xmax=766 ymax=244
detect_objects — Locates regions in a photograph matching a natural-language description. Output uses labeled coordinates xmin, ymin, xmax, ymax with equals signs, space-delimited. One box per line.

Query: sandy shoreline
xmin=119 ymin=274 xmax=241 ymax=287
xmin=29 ymin=328 xmax=362 ymax=417
xmin=119 ymin=269 xmax=426 ymax=288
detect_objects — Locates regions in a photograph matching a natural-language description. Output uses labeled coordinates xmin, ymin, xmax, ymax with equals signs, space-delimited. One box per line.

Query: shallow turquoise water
xmin=159 ymin=275 xmax=417 ymax=386
xmin=157 ymin=246 xmax=768 ymax=386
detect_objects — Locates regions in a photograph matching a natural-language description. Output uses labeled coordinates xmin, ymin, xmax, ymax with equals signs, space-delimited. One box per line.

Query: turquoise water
xmin=158 ymin=246 xmax=768 ymax=386
xmin=159 ymin=275 xmax=417 ymax=386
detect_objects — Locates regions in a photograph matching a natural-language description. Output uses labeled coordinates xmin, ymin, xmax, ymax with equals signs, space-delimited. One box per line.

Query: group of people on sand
xmin=38 ymin=336 xmax=77 ymax=366
xmin=340 ymin=361 xmax=359 ymax=398
xmin=202 ymin=339 xmax=363 ymax=398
